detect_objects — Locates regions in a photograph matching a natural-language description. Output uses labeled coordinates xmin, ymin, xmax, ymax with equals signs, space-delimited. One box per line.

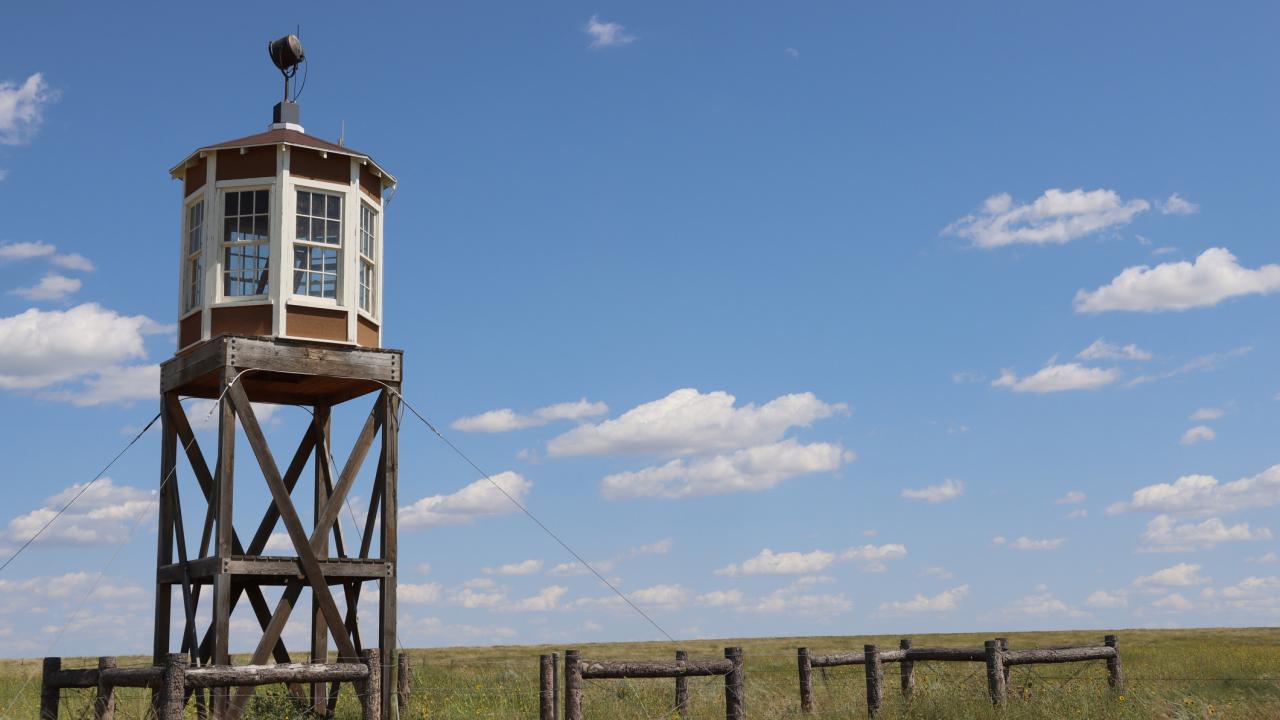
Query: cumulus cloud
xmin=398 ymin=583 xmax=443 ymax=604
xmin=1140 ymin=515 xmax=1271 ymax=551
xmin=401 ymin=472 xmax=530 ymax=529
xmin=451 ymin=398 xmax=608 ymax=433
xmin=716 ymin=549 xmax=834 ymax=577
xmin=5 ymin=479 xmax=154 ymax=547
xmin=0 ymin=241 xmax=54 ymax=261
xmin=1001 ymin=537 xmax=1066 ymax=551
xmin=901 ymin=478 xmax=963 ymax=503
xmin=695 ymin=590 xmax=744 ymax=608
xmin=568 ymin=584 xmax=688 ymax=612
xmin=0 ymin=303 xmax=168 ymax=391
xmin=50 ymin=253 xmax=94 ymax=272
xmin=991 ymin=361 xmax=1119 ymax=394
xmin=944 ymin=188 xmax=1149 ymax=248
xmin=585 ymin=15 xmax=635 ymax=48
xmin=1159 ymin=193 xmax=1199 ymax=215
xmin=43 ymin=364 xmax=158 ymax=407
xmin=1056 ymin=490 xmax=1086 ymax=505
xmin=840 ymin=544 xmax=907 ymax=572
xmin=599 ymin=439 xmax=852 ymax=499
xmin=1133 ymin=563 xmax=1208 ymax=589
xmin=483 ymin=559 xmax=543 ymax=576
xmin=549 ymin=388 xmax=846 ymax=458
xmin=501 ymin=586 xmax=567 ymax=612
xmin=1075 ymin=248 xmax=1280 ymax=313
xmin=1109 ymin=464 xmax=1280 ymax=517
xmin=1077 ymin=340 xmax=1152 ymax=361
xmin=1180 ymin=425 xmax=1216 ymax=445
xmin=1003 ymin=590 xmax=1087 ymax=617
xmin=0 ymin=73 xmax=57 ymax=145
xmin=1128 ymin=346 xmax=1252 ymax=386
xmin=1151 ymin=593 xmax=1194 ymax=612
xmin=1190 ymin=407 xmax=1225 ymax=421
xmin=1085 ymin=590 xmax=1128 ymax=609
xmin=11 ymin=273 xmax=80 ymax=301
xmin=748 ymin=578 xmax=852 ymax=616
xmin=878 ymin=585 xmax=970 ymax=615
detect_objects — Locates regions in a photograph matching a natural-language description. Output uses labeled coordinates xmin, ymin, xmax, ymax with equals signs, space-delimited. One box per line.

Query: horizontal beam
xmin=811 ymin=646 xmax=986 ymax=667
xmin=1003 ymin=646 xmax=1116 ymax=666
xmin=579 ymin=659 xmax=733 ymax=679
xmin=158 ymin=557 xmax=391 ymax=585
xmin=186 ymin=662 xmax=368 ymax=688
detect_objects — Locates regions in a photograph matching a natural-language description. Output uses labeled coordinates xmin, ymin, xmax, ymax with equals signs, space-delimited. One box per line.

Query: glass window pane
xmin=255 ymin=190 xmax=268 ymax=214
xmin=327 ymin=195 xmax=340 ymax=219
xmin=294 ymin=271 xmax=307 ymax=294
xmin=297 ymin=191 xmax=309 ymax=216
xmin=310 ymin=219 xmax=323 ymax=243
xmin=225 ymin=193 xmax=238 ymax=217
xmin=326 ymin=220 xmax=340 ymax=244
xmin=294 ymin=246 xmax=307 ymax=269
xmin=254 ymin=215 xmax=268 ymax=241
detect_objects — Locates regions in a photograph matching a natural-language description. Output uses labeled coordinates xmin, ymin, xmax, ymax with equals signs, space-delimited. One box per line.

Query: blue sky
xmin=0 ymin=2 xmax=1278 ymax=656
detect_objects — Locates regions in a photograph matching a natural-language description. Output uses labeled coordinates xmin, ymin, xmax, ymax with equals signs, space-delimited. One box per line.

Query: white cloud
xmin=1140 ymin=515 xmax=1271 ymax=551
xmin=1128 ymin=346 xmax=1251 ymax=386
xmin=944 ymin=188 xmax=1149 ymax=248
xmin=600 ymin=439 xmax=852 ymax=499
xmin=0 ymin=73 xmax=57 ymax=145
xmin=1134 ymin=563 xmax=1209 ymax=589
xmin=1004 ymin=591 xmax=1086 ymax=617
xmin=695 ymin=590 xmax=744 ymax=608
xmin=1180 ymin=425 xmax=1216 ymax=446
xmin=501 ymin=586 xmax=567 ymax=612
xmin=568 ymin=584 xmax=689 ymax=612
xmin=0 ymin=303 xmax=167 ymax=390
xmin=43 ymin=364 xmax=158 ymax=407
xmin=1159 ymin=193 xmax=1199 ymax=215
xmin=1066 ymin=509 xmax=1088 ymax=519
xmin=451 ymin=398 xmax=608 ymax=433
xmin=716 ymin=548 xmax=834 ymax=577
xmin=50 ymin=253 xmax=94 ymax=272
xmin=1190 ymin=407 xmax=1225 ymax=421
xmin=991 ymin=361 xmax=1119 ymax=394
xmin=585 ymin=15 xmax=635 ymax=48
xmin=483 ymin=559 xmax=543 ymax=576
xmin=1219 ymin=576 xmax=1280 ymax=601
xmin=549 ymin=388 xmax=846 ymax=458
xmin=5 ymin=479 xmax=154 ymax=547
xmin=748 ymin=579 xmax=852 ymax=616
xmin=1074 ymin=248 xmax=1280 ymax=313
xmin=1004 ymin=537 xmax=1066 ymax=551
xmin=1056 ymin=490 xmax=1086 ymax=505
xmin=840 ymin=544 xmax=907 ymax=572
xmin=400 ymin=472 xmax=530 ymax=529
xmin=1111 ymin=464 xmax=1280 ymax=517
xmin=263 ymin=532 xmax=292 ymax=552
xmin=1151 ymin=593 xmax=1194 ymax=612
xmin=1248 ymin=552 xmax=1278 ymax=565
xmin=546 ymin=560 xmax=615 ymax=577
xmin=920 ymin=566 xmax=955 ymax=580
xmin=784 ymin=48 xmax=800 ymax=59
xmin=398 ymin=583 xmax=443 ymax=604
xmin=1077 ymin=339 xmax=1152 ymax=361
xmin=901 ymin=478 xmax=963 ymax=503
xmin=878 ymin=585 xmax=969 ymax=615
xmin=11 ymin=273 xmax=80 ymax=301
xmin=1085 ymin=590 xmax=1128 ymax=609
xmin=0 ymin=241 xmax=54 ymax=261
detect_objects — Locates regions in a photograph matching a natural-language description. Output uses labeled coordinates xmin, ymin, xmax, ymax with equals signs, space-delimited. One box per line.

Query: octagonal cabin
xmin=170 ymin=117 xmax=396 ymax=351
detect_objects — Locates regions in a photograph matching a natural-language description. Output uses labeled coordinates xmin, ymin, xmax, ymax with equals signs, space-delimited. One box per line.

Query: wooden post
xmin=212 ymin=368 xmax=236 ymax=720
xmin=361 ymin=648 xmax=383 ymax=720
xmin=796 ymin=647 xmax=813 ymax=714
xmin=94 ymin=657 xmax=117 ymax=720
xmin=996 ymin=637 xmax=1011 ymax=688
xmin=152 ymin=397 xmax=177 ymax=716
xmin=899 ymin=638 xmax=914 ymax=699
xmin=724 ymin=646 xmax=745 ymax=720
xmin=863 ymin=645 xmax=883 ymax=717
xmin=675 ymin=650 xmax=689 ymax=720
xmin=40 ymin=657 xmax=60 ymax=720
xmin=311 ymin=404 xmax=331 ymax=716
xmin=397 ymin=652 xmax=410 ymax=719
xmin=552 ymin=651 xmax=560 ymax=720
xmin=162 ymin=653 xmax=187 ymax=720
xmin=1105 ymin=635 xmax=1123 ymax=691
xmin=984 ymin=640 xmax=1006 ymax=705
xmin=379 ymin=391 xmax=400 ymax=716
xmin=540 ymin=655 xmax=555 ymax=720
xmin=564 ymin=650 xmax=582 ymax=720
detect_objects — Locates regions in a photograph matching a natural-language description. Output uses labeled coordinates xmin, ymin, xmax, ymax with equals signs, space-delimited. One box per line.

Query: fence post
xmin=984 ymin=640 xmax=1006 ymax=705
xmin=996 ymin=637 xmax=1011 ymax=688
xmin=863 ymin=645 xmax=883 ymax=717
xmin=40 ymin=657 xmax=60 ymax=720
xmin=361 ymin=648 xmax=383 ymax=720
xmin=397 ymin=653 xmax=410 ymax=720
xmin=94 ymin=656 xmax=117 ymax=720
xmin=675 ymin=650 xmax=690 ymax=720
xmin=1105 ymin=635 xmax=1123 ymax=691
xmin=552 ymin=651 xmax=560 ymax=720
xmin=540 ymin=654 xmax=555 ymax=720
xmin=564 ymin=650 xmax=582 ymax=720
xmin=161 ymin=653 xmax=186 ymax=720
xmin=797 ymin=647 xmax=813 ymax=713
xmin=724 ymin=647 xmax=745 ymax=720
xmin=899 ymin=638 xmax=914 ymax=698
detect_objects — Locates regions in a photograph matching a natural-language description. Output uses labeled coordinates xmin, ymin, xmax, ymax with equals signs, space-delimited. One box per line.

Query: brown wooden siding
xmin=359 ymin=164 xmax=382 ymax=200
xmin=356 ymin=316 xmax=380 ymax=348
xmin=286 ymin=305 xmax=348 ymax=342
xmin=179 ymin=312 xmax=203 ymax=348
xmin=216 ymin=146 xmax=276 ymax=180
xmin=290 ymin=147 xmax=349 ymax=184
xmin=184 ymin=156 xmax=207 ymax=197
xmin=211 ymin=304 xmax=273 ymax=338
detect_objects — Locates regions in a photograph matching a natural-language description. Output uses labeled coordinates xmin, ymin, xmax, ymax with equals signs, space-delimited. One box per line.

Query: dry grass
xmin=5 ymin=627 xmax=1278 ymax=719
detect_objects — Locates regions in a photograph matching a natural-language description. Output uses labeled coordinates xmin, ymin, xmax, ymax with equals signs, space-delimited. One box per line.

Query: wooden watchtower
xmin=156 ymin=41 xmax=402 ymax=718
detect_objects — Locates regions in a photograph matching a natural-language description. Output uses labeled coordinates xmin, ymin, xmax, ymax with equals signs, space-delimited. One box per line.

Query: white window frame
xmin=218 ymin=185 xmax=273 ymax=302
xmin=357 ymin=202 xmax=377 ymax=318
xmin=181 ymin=197 xmax=205 ymax=315
xmin=292 ymin=185 xmax=344 ymax=304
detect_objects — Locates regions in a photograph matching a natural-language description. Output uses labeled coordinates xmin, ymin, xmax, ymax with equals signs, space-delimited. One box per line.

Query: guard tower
xmin=156 ymin=36 xmax=402 ymax=719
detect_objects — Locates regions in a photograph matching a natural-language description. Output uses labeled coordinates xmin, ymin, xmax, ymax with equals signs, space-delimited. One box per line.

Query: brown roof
xmin=170 ymin=127 xmax=396 ymax=186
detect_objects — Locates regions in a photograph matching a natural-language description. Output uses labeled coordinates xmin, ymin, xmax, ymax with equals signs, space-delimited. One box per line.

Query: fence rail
xmin=551 ymin=647 xmax=745 ymax=720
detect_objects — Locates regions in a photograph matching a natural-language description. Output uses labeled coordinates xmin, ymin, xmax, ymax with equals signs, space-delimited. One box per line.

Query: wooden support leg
xmin=152 ymin=398 xmax=177 ymax=715
xmin=985 ymin=640 xmax=1006 ymax=705
xmin=797 ymin=647 xmax=813 ymax=714
xmin=312 ymin=404 xmax=332 ymax=715
xmin=863 ymin=644 xmax=883 ymax=718
xmin=900 ymin=638 xmax=914 ymax=699
xmin=724 ymin=647 xmax=745 ymax=720
xmin=379 ymin=391 xmax=400 ymax=716
xmin=675 ymin=650 xmax=689 ymax=720
xmin=212 ymin=369 xmax=236 ymax=719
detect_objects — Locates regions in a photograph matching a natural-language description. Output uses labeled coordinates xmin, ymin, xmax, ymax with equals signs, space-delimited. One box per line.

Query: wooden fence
xmin=798 ymin=635 xmax=1123 ymax=716
xmin=40 ymin=650 xmax=385 ymax=720
xmin=551 ymin=647 xmax=745 ymax=720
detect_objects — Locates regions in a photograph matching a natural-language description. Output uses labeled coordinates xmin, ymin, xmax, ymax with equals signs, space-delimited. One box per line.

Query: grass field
xmin=6 ymin=627 xmax=1278 ymax=719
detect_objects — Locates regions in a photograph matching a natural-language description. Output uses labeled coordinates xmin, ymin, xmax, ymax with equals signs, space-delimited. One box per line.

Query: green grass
xmin=8 ymin=627 xmax=1279 ymax=719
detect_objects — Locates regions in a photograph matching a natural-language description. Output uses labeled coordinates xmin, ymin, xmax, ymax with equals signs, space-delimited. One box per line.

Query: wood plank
xmin=379 ymin=391 xmax=400 ymax=712
xmin=228 ymin=337 xmax=401 ymax=382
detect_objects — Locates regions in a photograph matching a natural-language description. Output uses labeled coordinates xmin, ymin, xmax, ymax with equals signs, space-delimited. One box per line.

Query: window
xmin=294 ymin=190 xmax=341 ymax=299
xmin=358 ymin=203 xmax=376 ymax=314
xmin=182 ymin=200 xmax=204 ymax=312
xmin=222 ymin=189 xmax=270 ymax=297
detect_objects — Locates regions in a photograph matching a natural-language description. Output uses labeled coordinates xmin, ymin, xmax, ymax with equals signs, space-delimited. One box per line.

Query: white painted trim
xmin=345 ymin=157 xmax=359 ymax=344
xmin=199 ymin=153 xmax=218 ymax=343
xmin=270 ymin=145 xmax=288 ymax=339
xmin=284 ymin=295 xmax=341 ymax=310
xmin=267 ymin=122 xmax=306 ymax=132
xmin=213 ymin=183 xmax=274 ymax=306
xmin=215 ymin=177 xmax=275 ymax=189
